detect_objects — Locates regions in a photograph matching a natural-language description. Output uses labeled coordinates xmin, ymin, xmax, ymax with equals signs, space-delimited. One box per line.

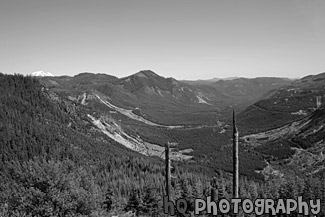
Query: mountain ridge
xmin=238 ymin=72 xmax=325 ymax=135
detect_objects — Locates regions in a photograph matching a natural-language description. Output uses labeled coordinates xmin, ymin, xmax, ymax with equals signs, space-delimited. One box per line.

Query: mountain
xmin=238 ymin=72 xmax=325 ymax=134
xmin=181 ymin=77 xmax=244 ymax=86
xmin=211 ymin=77 xmax=293 ymax=110
xmin=0 ymin=73 xmax=207 ymax=216
xmin=40 ymin=70 xmax=223 ymax=126
xmin=37 ymin=70 xmax=276 ymax=178
xmin=1 ymin=72 xmax=324 ymax=216
xmin=0 ymin=73 xmax=133 ymax=164
xmin=182 ymin=76 xmax=293 ymax=112
xmin=21 ymin=69 xmax=322 ymax=179
xmin=31 ymin=70 xmax=54 ymax=77
xmin=237 ymin=72 xmax=325 ymax=179
xmin=181 ymin=77 xmax=221 ymax=85
xmin=39 ymin=70 xmax=292 ymax=125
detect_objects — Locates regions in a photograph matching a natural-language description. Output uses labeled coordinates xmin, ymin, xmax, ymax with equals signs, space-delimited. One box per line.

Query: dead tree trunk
xmin=165 ymin=143 xmax=171 ymax=201
xmin=233 ymin=110 xmax=239 ymax=199
xmin=211 ymin=177 xmax=218 ymax=202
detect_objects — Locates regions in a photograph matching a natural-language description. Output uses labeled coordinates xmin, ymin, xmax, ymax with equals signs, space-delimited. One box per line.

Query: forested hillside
xmin=238 ymin=72 xmax=325 ymax=134
xmin=0 ymin=74 xmax=324 ymax=216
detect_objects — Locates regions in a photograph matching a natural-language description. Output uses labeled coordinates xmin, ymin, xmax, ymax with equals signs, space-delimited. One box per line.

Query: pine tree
xmin=193 ymin=180 xmax=204 ymax=199
xmin=103 ymin=187 xmax=114 ymax=212
xmin=125 ymin=188 xmax=142 ymax=216
xmin=141 ymin=186 xmax=159 ymax=216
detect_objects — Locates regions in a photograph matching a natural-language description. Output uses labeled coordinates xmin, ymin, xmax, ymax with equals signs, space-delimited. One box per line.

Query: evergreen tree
xmin=125 ymin=188 xmax=142 ymax=216
xmin=103 ymin=187 xmax=114 ymax=212
xmin=141 ymin=186 xmax=159 ymax=216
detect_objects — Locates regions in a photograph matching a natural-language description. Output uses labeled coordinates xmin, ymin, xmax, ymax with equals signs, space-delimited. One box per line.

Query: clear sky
xmin=1 ymin=0 xmax=325 ymax=80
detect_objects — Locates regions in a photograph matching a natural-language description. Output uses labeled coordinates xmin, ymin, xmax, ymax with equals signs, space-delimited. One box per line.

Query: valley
xmin=1 ymin=71 xmax=324 ymax=216
xmin=36 ymin=70 xmax=325 ymax=180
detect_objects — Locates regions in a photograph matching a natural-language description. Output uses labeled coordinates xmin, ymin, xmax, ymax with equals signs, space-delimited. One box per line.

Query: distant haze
xmin=1 ymin=0 xmax=325 ymax=80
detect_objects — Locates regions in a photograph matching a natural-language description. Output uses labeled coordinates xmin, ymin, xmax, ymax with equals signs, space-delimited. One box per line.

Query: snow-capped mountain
xmin=31 ymin=71 xmax=54 ymax=77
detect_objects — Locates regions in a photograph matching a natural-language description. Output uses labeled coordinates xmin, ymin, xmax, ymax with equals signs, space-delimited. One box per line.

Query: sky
xmin=1 ymin=0 xmax=325 ymax=80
